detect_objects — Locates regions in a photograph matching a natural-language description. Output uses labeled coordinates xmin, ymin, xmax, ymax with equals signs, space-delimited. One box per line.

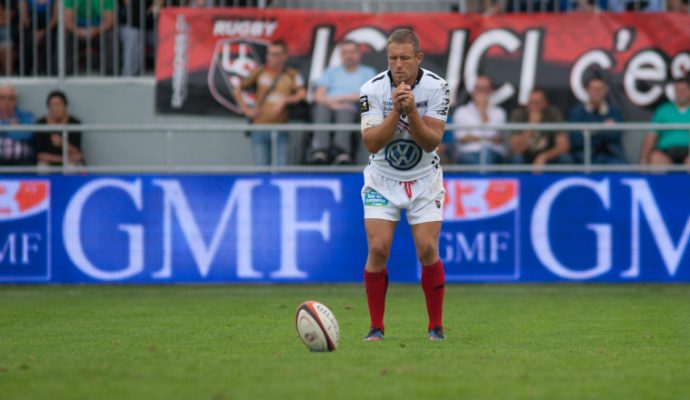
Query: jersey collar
xmin=387 ymin=68 xmax=424 ymax=89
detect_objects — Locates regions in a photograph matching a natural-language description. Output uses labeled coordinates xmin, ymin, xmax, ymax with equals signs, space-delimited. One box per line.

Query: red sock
xmin=421 ymin=260 xmax=445 ymax=330
xmin=364 ymin=269 xmax=388 ymax=331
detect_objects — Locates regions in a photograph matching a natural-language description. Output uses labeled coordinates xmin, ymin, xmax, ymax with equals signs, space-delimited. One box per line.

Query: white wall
xmin=11 ymin=78 xmax=254 ymax=166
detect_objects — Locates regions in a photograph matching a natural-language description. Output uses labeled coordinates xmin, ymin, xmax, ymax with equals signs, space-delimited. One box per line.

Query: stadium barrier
xmin=0 ymin=171 xmax=689 ymax=284
xmin=0 ymin=122 xmax=689 ymax=284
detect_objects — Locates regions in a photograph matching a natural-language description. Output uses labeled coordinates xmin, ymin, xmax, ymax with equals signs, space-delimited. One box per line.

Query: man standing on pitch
xmin=359 ymin=29 xmax=450 ymax=341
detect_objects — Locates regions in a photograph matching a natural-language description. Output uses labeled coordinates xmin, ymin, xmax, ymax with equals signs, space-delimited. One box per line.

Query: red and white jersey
xmin=359 ymin=68 xmax=450 ymax=181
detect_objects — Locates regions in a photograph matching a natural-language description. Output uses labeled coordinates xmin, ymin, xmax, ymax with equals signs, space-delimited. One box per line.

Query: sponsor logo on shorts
xmin=364 ymin=190 xmax=388 ymax=206
xmin=384 ymin=139 xmax=422 ymax=171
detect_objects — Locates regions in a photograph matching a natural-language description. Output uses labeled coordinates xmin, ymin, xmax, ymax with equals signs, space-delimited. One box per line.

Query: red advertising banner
xmin=155 ymin=8 xmax=690 ymax=120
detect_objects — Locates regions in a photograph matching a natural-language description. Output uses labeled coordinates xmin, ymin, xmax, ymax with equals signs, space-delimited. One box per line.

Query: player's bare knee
xmin=368 ymin=241 xmax=391 ymax=263
xmin=416 ymin=240 xmax=439 ymax=264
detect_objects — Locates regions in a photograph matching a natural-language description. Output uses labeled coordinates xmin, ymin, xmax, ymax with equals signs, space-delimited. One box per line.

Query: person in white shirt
xmin=450 ymin=75 xmax=506 ymax=164
xmin=359 ymin=29 xmax=450 ymax=342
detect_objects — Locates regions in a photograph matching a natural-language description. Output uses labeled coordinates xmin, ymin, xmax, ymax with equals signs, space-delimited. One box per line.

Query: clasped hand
xmin=393 ymin=83 xmax=415 ymax=114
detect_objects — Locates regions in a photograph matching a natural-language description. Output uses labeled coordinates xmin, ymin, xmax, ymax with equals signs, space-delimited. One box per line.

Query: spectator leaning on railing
xmin=119 ymin=0 xmax=162 ymax=76
xmin=0 ymin=85 xmax=35 ymax=165
xmin=35 ymin=90 xmax=84 ymax=168
xmin=64 ymin=0 xmax=115 ymax=75
xmin=568 ymin=75 xmax=627 ymax=164
xmin=508 ymin=88 xmax=571 ymax=167
xmin=19 ymin=0 xmax=58 ymax=75
xmin=640 ymin=76 xmax=690 ymax=166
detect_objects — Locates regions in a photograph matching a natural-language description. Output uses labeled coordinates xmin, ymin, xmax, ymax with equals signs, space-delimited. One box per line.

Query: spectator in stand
xmin=307 ymin=40 xmax=375 ymax=165
xmin=568 ymin=75 xmax=627 ymax=164
xmin=120 ymin=0 xmax=161 ymax=76
xmin=640 ymin=76 xmax=690 ymax=166
xmin=0 ymin=85 xmax=35 ymax=165
xmin=19 ymin=0 xmax=58 ymax=75
xmin=450 ymin=75 xmax=506 ymax=164
xmin=232 ymin=40 xmax=307 ymax=166
xmin=0 ymin=2 xmax=13 ymax=76
xmin=35 ymin=90 xmax=84 ymax=168
xmin=509 ymin=89 xmax=571 ymax=167
xmin=64 ymin=0 xmax=115 ymax=75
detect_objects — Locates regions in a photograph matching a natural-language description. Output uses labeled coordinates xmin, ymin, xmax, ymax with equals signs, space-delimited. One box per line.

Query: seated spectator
xmin=0 ymin=2 xmax=13 ymax=76
xmin=19 ymin=0 xmax=58 ymax=75
xmin=64 ymin=0 xmax=115 ymax=75
xmin=232 ymin=40 xmax=307 ymax=166
xmin=0 ymin=85 xmax=35 ymax=165
xmin=640 ymin=76 xmax=690 ymax=166
xmin=509 ymin=89 xmax=571 ymax=166
xmin=568 ymin=76 xmax=627 ymax=164
xmin=307 ymin=40 xmax=375 ymax=165
xmin=450 ymin=75 xmax=506 ymax=165
xmin=35 ymin=90 xmax=84 ymax=168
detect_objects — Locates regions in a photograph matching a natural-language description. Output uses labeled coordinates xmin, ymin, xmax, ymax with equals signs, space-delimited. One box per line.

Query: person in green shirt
xmin=641 ymin=76 xmax=690 ymax=165
xmin=64 ymin=0 xmax=115 ymax=74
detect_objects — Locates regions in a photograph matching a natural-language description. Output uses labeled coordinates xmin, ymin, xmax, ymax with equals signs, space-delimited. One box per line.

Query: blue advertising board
xmin=0 ymin=174 xmax=688 ymax=284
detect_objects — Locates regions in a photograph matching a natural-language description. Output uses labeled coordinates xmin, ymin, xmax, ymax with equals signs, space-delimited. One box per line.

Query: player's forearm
xmin=362 ymin=111 xmax=401 ymax=153
xmin=406 ymin=110 xmax=441 ymax=152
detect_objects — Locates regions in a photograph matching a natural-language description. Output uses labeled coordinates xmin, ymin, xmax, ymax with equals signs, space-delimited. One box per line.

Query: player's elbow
xmin=364 ymin=140 xmax=382 ymax=154
xmin=421 ymin=137 xmax=442 ymax=153
xmin=362 ymin=132 xmax=383 ymax=154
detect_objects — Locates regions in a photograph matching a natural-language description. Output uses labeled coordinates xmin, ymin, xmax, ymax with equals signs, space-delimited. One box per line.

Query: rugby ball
xmin=295 ymin=301 xmax=340 ymax=352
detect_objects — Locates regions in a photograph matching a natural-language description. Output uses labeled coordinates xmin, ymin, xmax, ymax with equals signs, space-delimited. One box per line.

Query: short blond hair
xmin=387 ymin=29 xmax=421 ymax=54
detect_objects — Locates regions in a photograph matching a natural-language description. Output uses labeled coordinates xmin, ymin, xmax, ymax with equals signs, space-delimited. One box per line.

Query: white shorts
xmin=361 ymin=166 xmax=445 ymax=225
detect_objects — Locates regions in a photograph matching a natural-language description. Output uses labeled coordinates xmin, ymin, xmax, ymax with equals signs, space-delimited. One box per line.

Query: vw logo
xmin=385 ymin=139 xmax=422 ymax=170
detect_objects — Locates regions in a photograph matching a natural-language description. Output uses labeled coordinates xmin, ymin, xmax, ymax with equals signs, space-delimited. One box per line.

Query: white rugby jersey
xmin=359 ymin=68 xmax=450 ymax=181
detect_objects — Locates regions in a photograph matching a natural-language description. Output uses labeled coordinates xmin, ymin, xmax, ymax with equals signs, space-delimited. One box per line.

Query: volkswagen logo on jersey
xmin=385 ymin=139 xmax=422 ymax=170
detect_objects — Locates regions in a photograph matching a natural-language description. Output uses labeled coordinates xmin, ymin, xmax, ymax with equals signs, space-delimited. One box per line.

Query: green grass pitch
xmin=1 ymin=284 xmax=689 ymax=400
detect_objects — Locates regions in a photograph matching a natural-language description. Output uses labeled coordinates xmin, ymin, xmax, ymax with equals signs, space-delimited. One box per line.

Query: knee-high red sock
xmin=421 ymin=260 xmax=445 ymax=330
xmin=364 ymin=269 xmax=388 ymax=331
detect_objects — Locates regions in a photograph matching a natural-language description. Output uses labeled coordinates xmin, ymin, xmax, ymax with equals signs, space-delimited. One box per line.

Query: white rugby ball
xmin=295 ymin=300 xmax=340 ymax=352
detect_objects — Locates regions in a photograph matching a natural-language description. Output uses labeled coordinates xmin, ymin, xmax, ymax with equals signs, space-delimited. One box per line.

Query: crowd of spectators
xmin=228 ymin=36 xmax=690 ymax=167
xmin=3 ymin=31 xmax=690 ymax=169
xmin=435 ymin=74 xmax=690 ymax=168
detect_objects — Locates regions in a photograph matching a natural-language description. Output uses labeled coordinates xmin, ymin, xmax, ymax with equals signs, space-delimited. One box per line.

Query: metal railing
xmin=1 ymin=122 xmax=689 ymax=174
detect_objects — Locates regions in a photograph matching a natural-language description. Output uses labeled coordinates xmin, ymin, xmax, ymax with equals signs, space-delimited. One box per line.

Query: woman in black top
xmin=35 ymin=90 xmax=84 ymax=167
